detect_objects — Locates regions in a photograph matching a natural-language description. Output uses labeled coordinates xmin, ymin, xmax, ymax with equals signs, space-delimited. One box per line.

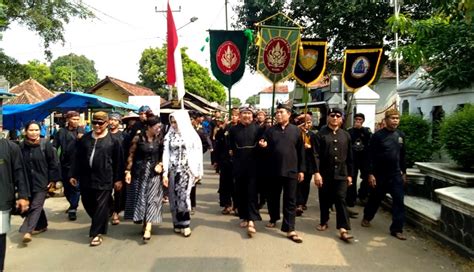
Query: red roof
xmin=8 ymin=78 xmax=55 ymax=104
xmin=87 ymin=76 xmax=156 ymax=96
xmin=307 ymin=76 xmax=330 ymax=89
xmin=259 ymin=84 xmax=288 ymax=94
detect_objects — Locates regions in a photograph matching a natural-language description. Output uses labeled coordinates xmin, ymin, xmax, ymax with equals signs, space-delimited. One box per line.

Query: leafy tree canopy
xmin=231 ymin=97 xmax=241 ymax=107
xmin=49 ymin=53 xmax=98 ymax=92
xmin=138 ymin=45 xmax=226 ymax=104
xmin=245 ymin=94 xmax=259 ymax=106
xmin=0 ymin=50 xmax=27 ymax=85
xmin=234 ymin=0 xmax=436 ymax=74
xmin=389 ymin=0 xmax=474 ymax=90
xmin=23 ymin=59 xmax=52 ymax=87
xmin=0 ymin=0 xmax=94 ymax=59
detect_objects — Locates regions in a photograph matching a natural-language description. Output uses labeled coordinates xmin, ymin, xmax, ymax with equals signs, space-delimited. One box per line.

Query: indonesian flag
xmin=167 ymin=1 xmax=185 ymax=101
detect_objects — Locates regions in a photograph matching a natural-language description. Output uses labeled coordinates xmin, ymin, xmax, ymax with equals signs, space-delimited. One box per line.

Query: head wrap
xmin=354 ymin=113 xmax=365 ymax=120
xmin=385 ymin=108 xmax=400 ymax=118
xmin=138 ymin=105 xmax=151 ymax=113
xmin=92 ymin=111 xmax=109 ymax=121
xmin=277 ymin=101 xmax=292 ymax=112
xmin=108 ymin=112 xmax=122 ymax=121
xmin=239 ymin=104 xmax=254 ymax=114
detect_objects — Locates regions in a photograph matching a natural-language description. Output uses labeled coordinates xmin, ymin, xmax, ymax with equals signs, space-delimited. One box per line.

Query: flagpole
xmin=271 ymin=82 xmax=276 ymax=125
xmin=228 ymin=87 xmax=232 ymax=114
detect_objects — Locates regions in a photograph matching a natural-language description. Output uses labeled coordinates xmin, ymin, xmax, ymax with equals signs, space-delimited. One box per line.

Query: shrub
xmin=398 ymin=114 xmax=433 ymax=168
xmin=440 ymin=104 xmax=474 ymax=170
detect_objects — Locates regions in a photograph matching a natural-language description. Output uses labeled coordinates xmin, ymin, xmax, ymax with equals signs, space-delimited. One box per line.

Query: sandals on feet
xmin=265 ymin=222 xmax=276 ymax=228
xmin=287 ymin=232 xmax=303 ymax=243
xmin=391 ymin=232 xmax=407 ymax=240
xmin=111 ymin=214 xmax=120 ymax=225
xmin=316 ymin=224 xmax=329 ymax=231
xmin=247 ymin=222 xmax=256 ymax=238
xmin=339 ymin=231 xmax=354 ymax=242
xmin=239 ymin=220 xmax=248 ymax=228
xmin=90 ymin=235 xmax=103 ymax=246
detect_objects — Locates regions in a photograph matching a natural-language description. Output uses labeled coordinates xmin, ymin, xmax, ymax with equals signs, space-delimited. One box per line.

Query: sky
xmin=0 ymin=0 xmax=286 ymax=102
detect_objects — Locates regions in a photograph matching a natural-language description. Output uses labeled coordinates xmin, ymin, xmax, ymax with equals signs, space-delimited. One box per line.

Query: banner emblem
xmin=216 ymin=41 xmax=241 ymax=75
xmin=264 ymin=38 xmax=291 ymax=73
xmin=298 ymin=49 xmax=318 ymax=71
xmin=294 ymin=39 xmax=327 ymax=86
xmin=351 ymin=56 xmax=370 ymax=78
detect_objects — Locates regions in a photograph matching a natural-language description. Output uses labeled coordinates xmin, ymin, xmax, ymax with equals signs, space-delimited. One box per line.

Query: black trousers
xmin=62 ymin=167 xmax=80 ymax=211
xmin=318 ymin=178 xmax=351 ymax=230
xmin=235 ymin=175 xmax=262 ymax=222
xmin=112 ymin=187 xmax=126 ymax=214
xmin=218 ymin=162 xmax=234 ymax=208
xmin=267 ymin=176 xmax=297 ymax=232
xmin=296 ymin=172 xmax=312 ymax=206
xmin=347 ymin=152 xmax=369 ymax=206
xmin=190 ymin=186 xmax=196 ymax=208
xmin=81 ymin=187 xmax=112 ymax=237
xmin=20 ymin=191 xmax=48 ymax=233
xmin=0 ymin=233 xmax=6 ymax=271
xmin=363 ymin=174 xmax=405 ymax=233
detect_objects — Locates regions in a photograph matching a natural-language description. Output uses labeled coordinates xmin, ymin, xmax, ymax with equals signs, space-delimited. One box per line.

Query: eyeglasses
xmin=92 ymin=120 xmax=107 ymax=126
xmin=329 ymin=113 xmax=342 ymax=118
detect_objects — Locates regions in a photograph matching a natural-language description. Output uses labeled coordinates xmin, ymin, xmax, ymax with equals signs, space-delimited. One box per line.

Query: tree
xmin=234 ymin=0 xmax=435 ymax=74
xmin=0 ymin=1 xmax=94 ymax=59
xmin=389 ymin=1 xmax=474 ymax=90
xmin=231 ymin=97 xmax=241 ymax=107
xmin=23 ymin=60 xmax=52 ymax=87
xmin=0 ymin=50 xmax=27 ymax=85
xmin=138 ymin=45 xmax=226 ymax=104
xmin=49 ymin=53 xmax=98 ymax=92
xmin=245 ymin=94 xmax=259 ymax=106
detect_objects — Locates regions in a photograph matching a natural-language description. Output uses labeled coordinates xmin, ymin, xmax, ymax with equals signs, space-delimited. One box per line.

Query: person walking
xmin=361 ymin=109 xmax=407 ymax=240
xmin=19 ymin=121 xmax=61 ymax=243
xmin=162 ymin=110 xmax=203 ymax=237
xmin=124 ymin=116 xmax=165 ymax=241
xmin=70 ymin=112 xmax=124 ymax=246
xmin=108 ymin=112 xmax=126 ymax=225
xmin=314 ymin=108 xmax=354 ymax=242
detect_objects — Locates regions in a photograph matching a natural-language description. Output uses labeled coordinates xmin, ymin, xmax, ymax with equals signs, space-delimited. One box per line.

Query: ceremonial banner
xmin=209 ymin=30 xmax=249 ymax=90
xmin=342 ymin=47 xmax=383 ymax=90
xmin=167 ymin=1 xmax=185 ymax=101
xmin=294 ymin=39 xmax=327 ymax=86
xmin=257 ymin=25 xmax=301 ymax=83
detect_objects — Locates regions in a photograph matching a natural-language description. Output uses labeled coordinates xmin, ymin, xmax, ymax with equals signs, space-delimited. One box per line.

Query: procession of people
xmin=0 ymin=104 xmax=407 ymax=270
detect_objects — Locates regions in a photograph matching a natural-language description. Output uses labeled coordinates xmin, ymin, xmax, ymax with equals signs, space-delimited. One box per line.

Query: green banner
xmin=294 ymin=39 xmax=327 ymax=86
xmin=257 ymin=26 xmax=301 ymax=83
xmin=209 ymin=30 xmax=249 ymax=89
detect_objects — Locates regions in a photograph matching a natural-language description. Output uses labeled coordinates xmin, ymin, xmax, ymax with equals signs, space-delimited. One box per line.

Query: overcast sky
xmin=0 ymin=0 xmax=286 ymax=102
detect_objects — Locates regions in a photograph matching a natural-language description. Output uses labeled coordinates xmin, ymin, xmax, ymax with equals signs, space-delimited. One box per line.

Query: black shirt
xmin=263 ymin=123 xmax=305 ymax=179
xmin=228 ymin=122 xmax=263 ymax=177
xmin=0 ymin=139 xmax=29 ymax=210
xmin=53 ymin=126 xmax=84 ymax=169
xmin=348 ymin=126 xmax=372 ymax=155
xmin=315 ymin=125 xmax=353 ymax=181
xmin=368 ymin=128 xmax=407 ymax=177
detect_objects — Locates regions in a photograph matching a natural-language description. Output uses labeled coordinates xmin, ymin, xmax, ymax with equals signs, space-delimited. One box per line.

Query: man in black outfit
xmin=228 ymin=105 xmax=263 ymax=237
xmin=347 ymin=113 xmax=372 ymax=215
xmin=362 ymin=109 xmax=407 ymax=240
xmin=314 ymin=107 xmax=354 ymax=242
xmin=259 ymin=103 xmax=305 ymax=243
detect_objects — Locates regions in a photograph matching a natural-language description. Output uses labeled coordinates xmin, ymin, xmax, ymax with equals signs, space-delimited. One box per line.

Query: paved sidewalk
xmin=5 ymin=162 xmax=472 ymax=271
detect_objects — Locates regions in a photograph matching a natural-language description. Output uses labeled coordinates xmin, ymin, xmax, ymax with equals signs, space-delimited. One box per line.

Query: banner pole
xmin=271 ymin=82 xmax=276 ymax=125
xmin=228 ymin=86 xmax=232 ymax=115
xmin=304 ymin=84 xmax=308 ymax=115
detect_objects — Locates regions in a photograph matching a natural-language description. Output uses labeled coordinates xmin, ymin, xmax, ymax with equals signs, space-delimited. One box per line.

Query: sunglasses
xmin=92 ymin=120 xmax=107 ymax=126
xmin=329 ymin=113 xmax=342 ymax=118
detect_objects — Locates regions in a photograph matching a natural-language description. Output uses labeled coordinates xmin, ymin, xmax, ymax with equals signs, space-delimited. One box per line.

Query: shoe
xmin=143 ymin=223 xmax=152 ymax=241
xmin=32 ymin=228 xmax=47 ymax=235
xmin=287 ymin=232 xmax=303 ymax=243
xmin=339 ymin=230 xmax=354 ymax=243
xmin=316 ymin=224 xmax=329 ymax=231
xmin=361 ymin=219 xmax=371 ymax=227
xmin=68 ymin=211 xmax=77 ymax=221
xmin=182 ymin=227 xmax=192 ymax=237
xmin=22 ymin=233 xmax=32 ymax=243
xmin=391 ymin=232 xmax=407 ymax=240
xmin=296 ymin=206 xmax=304 ymax=216
xmin=347 ymin=208 xmax=359 ymax=219
xmin=90 ymin=235 xmax=102 ymax=246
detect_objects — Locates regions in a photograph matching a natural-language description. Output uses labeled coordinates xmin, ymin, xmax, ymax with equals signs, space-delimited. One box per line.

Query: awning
xmin=2 ymin=92 xmax=139 ymax=129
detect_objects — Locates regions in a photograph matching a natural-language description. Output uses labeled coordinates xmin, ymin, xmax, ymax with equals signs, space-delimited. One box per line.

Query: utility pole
xmin=225 ymin=0 xmax=228 ymax=30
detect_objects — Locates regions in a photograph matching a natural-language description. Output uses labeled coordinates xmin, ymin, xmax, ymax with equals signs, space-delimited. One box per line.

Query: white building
xmin=257 ymin=84 xmax=289 ymax=109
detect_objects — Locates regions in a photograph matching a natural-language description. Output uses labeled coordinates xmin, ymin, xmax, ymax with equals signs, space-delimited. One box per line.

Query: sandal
xmin=111 ymin=213 xmax=120 ymax=225
xmin=316 ymin=224 xmax=329 ymax=231
xmin=339 ymin=231 xmax=354 ymax=242
xmin=247 ymin=221 xmax=256 ymax=238
xmin=182 ymin=227 xmax=192 ymax=237
xmin=287 ymin=232 xmax=303 ymax=243
xmin=221 ymin=207 xmax=232 ymax=215
xmin=90 ymin=235 xmax=103 ymax=246
xmin=239 ymin=220 xmax=248 ymax=228
xmin=265 ymin=222 xmax=276 ymax=228
xmin=391 ymin=232 xmax=407 ymax=240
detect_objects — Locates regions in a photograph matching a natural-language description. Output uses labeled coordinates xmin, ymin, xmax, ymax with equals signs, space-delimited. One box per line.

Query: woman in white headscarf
xmin=162 ymin=110 xmax=203 ymax=237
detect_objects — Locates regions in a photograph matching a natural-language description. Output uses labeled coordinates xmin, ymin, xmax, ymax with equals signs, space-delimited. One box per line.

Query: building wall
xmin=258 ymin=93 xmax=289 ymax=109
xmin=416 ymin=89 xmax=474 ymax=120
xmin=92 ymin=82 xmax=128 ymax=102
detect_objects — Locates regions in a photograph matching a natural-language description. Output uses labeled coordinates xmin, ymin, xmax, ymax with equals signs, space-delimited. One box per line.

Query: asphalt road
xmin=5 ymin=161 xmax=472 ymax=271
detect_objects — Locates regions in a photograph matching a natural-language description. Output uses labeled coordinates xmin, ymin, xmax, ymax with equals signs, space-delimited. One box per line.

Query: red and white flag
xmin=167 ymin=1 xmax=185 ymax=101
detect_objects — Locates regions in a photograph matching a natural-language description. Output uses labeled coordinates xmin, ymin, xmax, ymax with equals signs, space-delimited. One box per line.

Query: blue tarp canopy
xmin=2 ymin=92 xmax=139 ymax=130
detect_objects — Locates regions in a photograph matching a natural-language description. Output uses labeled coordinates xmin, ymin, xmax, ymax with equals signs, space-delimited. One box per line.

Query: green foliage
xmin=440 ymin=104 xmax=474 ymax=170
xmin=49 ymin=53 xmax=98 ymax=92
xmin=138 ymin=45 xmax=226 ymax=104
xmin=398 ymin=114 xmax=433 ymax=168
xmin=245 ymin=94 xmax=260 ymax=106
xmin=0 ymin=50 xmax=27 ymax=85
xmin=0 ymin=0 xmax=94 ymax=59
xmin=389 ymin=1 xmax=474 ymax=91
xmin=231 ymin=97 xmax=241 ymax=107
xmin=23 ymin=60 xmax=52 ymax=87
xmin=234 ymin=0 xmax=434 ymax=74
